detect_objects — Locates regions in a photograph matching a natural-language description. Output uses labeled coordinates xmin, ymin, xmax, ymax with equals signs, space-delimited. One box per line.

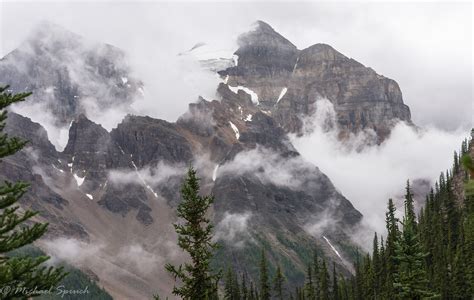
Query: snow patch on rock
xmin=323 ymin=236 xmax=343 ymax=261
xmin=212 ymin=164 xmax=219 ymax=182
xmin=131 ymin=160 xmax=159 ymax=198
xmin=73 ymin=173 xmax=85 ymax=186
xmin=277 ymin=87 xmax=287 ymax=103
xmin=229 ymin=121 xmax=240 ymax=140
xmin=228 ymin=85 xmax=259 ymax=104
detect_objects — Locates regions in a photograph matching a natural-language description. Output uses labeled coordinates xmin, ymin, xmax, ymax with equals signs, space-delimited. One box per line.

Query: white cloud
xmin=214 ymin=212 xmax=253 ymax=247
xmin=292 ymin=98 xmax=468 ymax=235
xmin=43 ymin=237 xmax=105 ymax=266
xmin=108 ymin=161 xmax=185 ymax=193
xmin=218 ymin=146 xmax=318 ymax=190
xmin=116 ymin=244 xmax=165 ymax=275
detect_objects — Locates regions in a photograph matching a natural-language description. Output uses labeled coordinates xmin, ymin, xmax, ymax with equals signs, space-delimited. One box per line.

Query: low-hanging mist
xmin=291 ymin=99 xmax=468 ymax=236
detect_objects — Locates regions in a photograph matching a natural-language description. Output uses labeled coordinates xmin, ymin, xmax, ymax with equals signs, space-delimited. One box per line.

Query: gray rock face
xmin=111 ymin=115 xmax=194 ymax=167
xmin=64 ymin=114 xmax=154 ymax=224
xmin=1 ymin=112 xmax=88 ymax=238
xmin=222 ymin=21 xmax=298 ymax=109
xmin=99 ymin=183 xmax=153 ymax=225
xmin=220 ymin=21 xmax=412 ymax=141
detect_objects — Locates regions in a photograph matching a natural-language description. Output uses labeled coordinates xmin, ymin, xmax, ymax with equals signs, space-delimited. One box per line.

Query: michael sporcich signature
xmin=0 ymin=284 xmax=89 ymax=298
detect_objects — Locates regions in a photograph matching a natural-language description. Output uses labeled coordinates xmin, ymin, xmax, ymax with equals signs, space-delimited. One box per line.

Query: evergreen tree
xmin=241 ymin=272 xmax=248 ymax=300
xmin=249 ymin=281 xmax=256 ymax=300
xmin=319 ymin=261 xmax=330 ymax=300
xmin=338 ymin=275 xmax=349 ymax=300
xmin=259 ymin=249 xmax=270 ymax=300
xmin=462 ymin=153 xmax=474 ymax=196
xmin=384 ymin=198 xmax=399 ymax=299
xmin=304 ymin=264 xmax=316 ymax=300
xmin=165 ymin=167 xmax=220 ymax=300
xmin=393 ymin=194 xmax=436 ymax=299
xmin=0 ymin=86 xmax=66 ymax=298
xmin=379 ymin=236 xmax=387 ymax=299
xmin=454 ymin=151 xmax=460 ymax=174
xmin=312 ymin=251 xmax=320 ymax=299
xmin=332 ymin=262 xmax=339 ymax=300
xmin=353 ymin=251 xmax=364 ymax=300
xmin=224 ymin=267 xmax=241 ymax=300
xmin=371 ymin=233 xmax=381 ymax=298
xmin=404 ymin=181 xmax=416 ymax=231
xmin=273 ymin=264 xmax=285 ymax=300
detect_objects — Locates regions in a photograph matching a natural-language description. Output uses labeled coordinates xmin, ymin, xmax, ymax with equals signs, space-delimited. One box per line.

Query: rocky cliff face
xmin=0 ymin=20 xmax=414 ymax=298
xmin=220 ymin=21 xmax=412 ymax=141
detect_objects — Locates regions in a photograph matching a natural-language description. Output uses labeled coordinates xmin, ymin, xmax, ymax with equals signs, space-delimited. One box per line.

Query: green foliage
xmin=0 ymin=86 xmax=66 ymax=299
xmin=259 ymin=249 xmax=270 ymax=300
xmin=165 ymin=167 xmax=220 ymax=300
xmin=224 ymin=267 xmax=241 ymax=300
xmin=273 ymin=264 xmax=285 ymax=300
xmin=304 ymin=264 xmax=315 ymax=300
xmin=393 ymin=211 xmax=435 ymax=298
xmin=319 ymin=260 xmax=330 ymax=300
xmin=332 ymin=262 xmax=339 ymax=300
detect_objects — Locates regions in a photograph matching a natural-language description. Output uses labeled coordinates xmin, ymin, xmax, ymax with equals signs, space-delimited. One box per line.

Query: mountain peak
xmin=238 ymin=20 xmax=296 ymax=50
xmin=254 ymin=20 xmax=277 ymax=33
xmin=25 ymin=21 xmax=83 ymax=50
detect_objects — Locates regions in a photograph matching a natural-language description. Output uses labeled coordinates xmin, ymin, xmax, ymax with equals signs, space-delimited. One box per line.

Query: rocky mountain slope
xmin=0 ymin=21 xmax=413 ymax=298
xmin=220 ymin=21 xmax=412 ymax=141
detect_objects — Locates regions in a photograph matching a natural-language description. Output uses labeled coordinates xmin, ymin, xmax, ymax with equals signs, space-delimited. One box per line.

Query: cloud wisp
xmin=214 ymin=212 xmax=253 ymax=248
xmin=217 ymin=147 xmax=318 ymax=190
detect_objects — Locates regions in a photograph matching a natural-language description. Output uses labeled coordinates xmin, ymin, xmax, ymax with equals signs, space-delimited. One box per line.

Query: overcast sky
xmin=0 ymin=1 xmax=472 ymax=131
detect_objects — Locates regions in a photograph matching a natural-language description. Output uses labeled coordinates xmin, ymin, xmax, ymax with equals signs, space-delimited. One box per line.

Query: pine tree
xmin=305 ymin=264 xmax=316 ymax=300
xmin=393 ymin=191 xmax=437 ymax=299
xmin=371 ymin=233 xmax=381 ymax=298
xmin=312 ymin=251 xmax=320 ymax=299
xmin=241 ymin=272 xmax=248 ymax=300
xmin=165 ymin=167 xmax=220 ymax=300
xmin=249 ymin=281 xmax=256 ymax=300
xmin=273 ymin=264 xmax=285 ymax=300
xmin=224 ymin=267 xmax=233 ymax=299
xmin=224 ymin=267 xmax=241 ymax=300
xmin=379 ymin=236 xmax=387 ymax=299
xmin=384 ymin=198 xmax=399 ymax=299
xmin=0 ymin=86 xmax=66 ymax=298
xmin=332 ymin=262 xmax=339 ymax=300
xmin=319 ymin=261 xmax=330 ymax=300
xmin=404 ymin=181 xmax=416 ymax=231
xmin=353 ymin=250 xmax=364 ymax=300
xmin=259 ymin=249 xmax=270 ymax=300
xmin=454 ymin=151 xmax=460 ymax=174
xmin=339 ymin=275 xmax=349 ymax=300
xmin=462 ymin=153 xmax=474 ymax=196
